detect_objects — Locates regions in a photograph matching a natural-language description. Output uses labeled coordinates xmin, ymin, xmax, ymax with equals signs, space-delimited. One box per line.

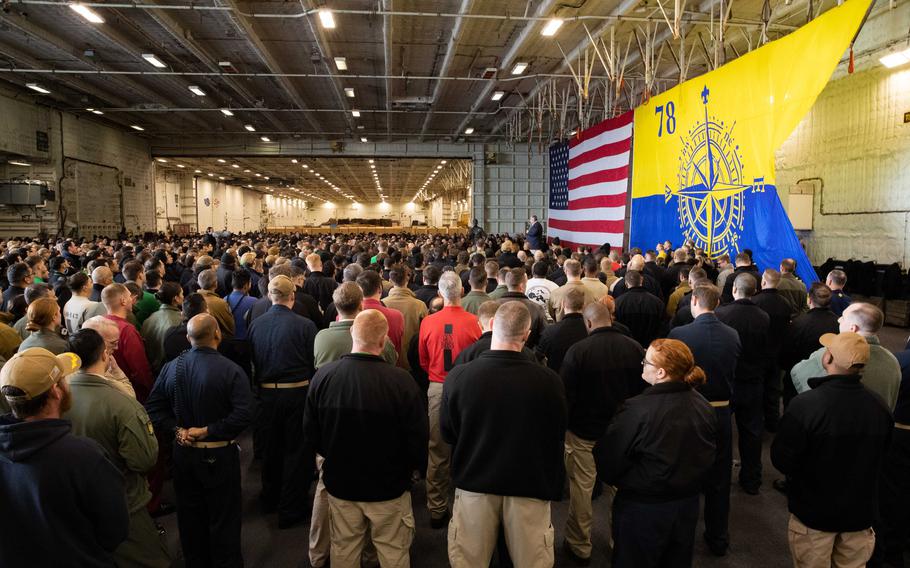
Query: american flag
xmin=548 ymin=111 xmax=632 ymax=250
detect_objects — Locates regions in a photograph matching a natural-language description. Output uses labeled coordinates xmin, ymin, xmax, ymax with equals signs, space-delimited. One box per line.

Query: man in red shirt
xmin=101 ymin=283 xmax=154 ymax=402
xmin=356 ymin=271 xmax=404 ymax=355
xmin=418 ymin=271 xmax=481 ymax=527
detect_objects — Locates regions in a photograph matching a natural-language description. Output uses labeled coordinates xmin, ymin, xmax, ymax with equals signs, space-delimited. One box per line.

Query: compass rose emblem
xmin=664 ymin=86 xmax=766 ymax=259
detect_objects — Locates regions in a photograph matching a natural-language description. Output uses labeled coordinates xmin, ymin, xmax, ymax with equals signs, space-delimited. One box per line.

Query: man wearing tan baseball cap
xmin=0 ymin=348 xmax=130 ymax=566
xmin=772 ymin=331 xmax=892 ymax=568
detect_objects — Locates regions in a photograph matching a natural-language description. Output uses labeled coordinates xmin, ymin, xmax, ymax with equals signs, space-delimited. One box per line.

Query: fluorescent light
xmin=194 ymin=169 xmax=201 ymax=173
xmin=156 ymin=158 xmax=167 ymax=163
xmin=880 ymin=48 xmax=910 ymax=68
xmin=244 ymin=169 xmax=250 ymax=172
xmin=464 ymin=127 xmax=475 ymax=134
xmin=352 ymin=110 xmax=360 ymax=117
xmin=70 ymin=3 xmax=104 ymax=23
xmin=511 ymin=62 xmax=528 ymax=75
xmin=291 ymin=158 xmax=298 ymax=163
xmin=232 ymin=164 xmax=240 ymax=168
xmin=141 ymin=53 xmax=166 ymax=68
xmin=541 ymin=18 xmax=563 ymax=37
xmin=188 ymin=85 xmax=206 ymax=96
xmin=334 ymin=57 xmax=347 ymax=71
xmin=217 ymin=158 xmax=226 ymax=163
xmin=208 ymin=173 xmax=214 ymax=177
xmin=345 ymin=87 xmax=355 ymax=98
xmin=368 ymin=159 xmax=374 ymax=164
xmin=319 ymin=9 xmax=336 ymax=28
xmin=491 ymin=91 xmax=505 ymax=101
xmin=220 ymin=109 xmax=234 ymax=116
xmin=441 ymin=160 xmax=447 ymax=164
xmin=302 ymin=164 xmax=309 ymax=169
xmin=177 ymin=164 xmax=185 ymax=168
xmin=8 ymin=160 xmax=30 ymax=167
xmin=260 ymin=136 xmax=271 ymax=142
xmin=244 ymin=124 xmax=256 ymax=132
xmin=86 ymin=107 xmax=103 ymax=115
xmin=361 ymin=136 xmax=368 ymax=142
xmin=26 ymin=83 xmax=50 ymax=94
xmin=130 ymin=125 xmax=144 ymax=131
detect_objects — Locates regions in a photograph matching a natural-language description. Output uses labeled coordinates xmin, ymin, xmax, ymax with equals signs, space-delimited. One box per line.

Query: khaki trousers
xmin=564 ymin=431 xmax=607 ymax=559
xmin=329 ymin=491 xmax=415 ymax=568
xmin=788 ymin=514 xmax=875 ymax=568
xmin=426 ymin=382 xmax=451 ymax=518
xmin=448 ymin=489 xmax=555 ymax=568
xmin=310 ymin=455 xmax=378 ymax=568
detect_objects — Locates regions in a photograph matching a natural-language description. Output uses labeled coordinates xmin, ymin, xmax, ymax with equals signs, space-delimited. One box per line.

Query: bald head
xmin=582 ymin=302 xmax=612 ymax=330
xmin=92 ymin=266 xmax=113 ymax=286
xmin=82 ymin=315 xmax=119 ymax=343
xmin=188 ymin=314 xmax=220 ymax=347
xmin=491 ymin=301 xmax=531 ymax=349
xmin=351 ymin=309 xmax=389 ymax=355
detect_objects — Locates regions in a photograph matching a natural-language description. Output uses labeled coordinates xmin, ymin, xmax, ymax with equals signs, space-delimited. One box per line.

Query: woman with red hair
xmin=599 ymin=338 xmax=717 ymax=567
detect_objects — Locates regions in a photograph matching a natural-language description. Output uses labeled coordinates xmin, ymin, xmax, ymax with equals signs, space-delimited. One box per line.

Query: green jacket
xmin=314 ymin=320 xmax=397 ymax=369
xmin=134 ymin=291 xmax=161 ymax=327
xmin=141 ymin=304 xmax=183 ymax=372
xmin=488 ymin=285 xmax=508 ymax=300
xmin=790 ymin=335 xmax=902 ymax=410
xmin=461 ymin=291 xmax=492 ymax=315
xmin=64 ymin=372 xmax=159 ymax=512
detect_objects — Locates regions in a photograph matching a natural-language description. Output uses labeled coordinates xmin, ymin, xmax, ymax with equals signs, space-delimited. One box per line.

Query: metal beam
xmin=382 ymin=0 xmax=393 ymax=139
xmin=140 ymin=3 xmax=290 ymax=133
xmin=452 ymin=0 xmax=560 ymax=138
xmin=485 ymin=0 xmax=641 ymax=139
xmin=419 ymin=0 xmax=473 ymax=141
xmin=219 ymin=0 xmax=322 ymax=133
xmin=299 ymin=0 xmax=355 ymax=135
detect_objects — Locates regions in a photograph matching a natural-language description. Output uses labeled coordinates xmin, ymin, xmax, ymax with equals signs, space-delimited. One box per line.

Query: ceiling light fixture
xmin=291 ymin=158 xmax=298 ymax=163
xmin=8 ymin=160 xmax=30 ymax=167
xmin=232 ymin=164 xmax=240 ymax=168
xmin=541 ymin=18 xmax=563 ymax=37
xmin=464 ymin=127 xmax=475 ymax=134
xmin=244 ymin=124 xmax=256 ymax=132
xmin=130 ymin=125 xmax=145 ymax=131
xmin=511 ymin=62 xmax=528 ymax=75
xmin=345 ymin=88 xmax=355 ymax=98
xmin=334 ymin=57 xmax=347 ymax=71
xmin=156 ymin=158 xmax=167 ymax=163
xmin=188 ymin=85 xmax=206 ymax=96
xmin=194 ymin=169 xmax=201 ymax=173
xmin=217 ymin=159 xmax=226 ymax=163
xmin=880 ymin=47 xmax=910 ymax=68
xmin=319 ymin=9 xmax=336 ymax=29
xmin=352 ymin=110 xmax=361 ymax=117
xmin=491 ymin=91 xmax=505 ymax=101
xmin=177 ymin=164 xmax=185 ymax=168
xmin=260 ymin=136 xmax=271 ymax=142
xmin=70 ymin=3 xmax=104 ymax=23
xmin=141 ymin=53 xmax=166 ymax=68
xmin=220 ymin=109 xmax=234 ymax=116
xmin=25 ymin=83 xmax=50 ymax=94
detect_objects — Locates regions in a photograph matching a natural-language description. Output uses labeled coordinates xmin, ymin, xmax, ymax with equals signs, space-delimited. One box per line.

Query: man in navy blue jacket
xmin=0 ymin=347 xmax=129 ymax=567
xmin=526 ymin=215 xmax=543 ymax=251
xmin=669 ymin=284 xmax=741 ymax=557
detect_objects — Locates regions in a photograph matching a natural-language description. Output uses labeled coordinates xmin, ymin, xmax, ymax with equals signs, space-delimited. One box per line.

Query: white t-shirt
xmin=526 ymin=277 xmax=559 ymax=320
xmin=63 ymin=295 xmax=103 ymax=335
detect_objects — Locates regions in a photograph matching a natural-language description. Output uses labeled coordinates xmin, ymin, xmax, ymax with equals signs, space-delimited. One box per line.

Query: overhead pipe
xmin=11 ymin=0 xmax=797 ymax=31
xmin=451 ymin=0 xmax=560 ymax=139
xmin=419 ymin=0 xmax=474 ymax=141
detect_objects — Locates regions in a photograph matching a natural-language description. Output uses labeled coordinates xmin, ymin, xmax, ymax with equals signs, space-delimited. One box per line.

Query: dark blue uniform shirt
xmin=146 ymin=346 xmax=255 ymax=441
xmin=247 ymin=304 xmax=317 ymax=383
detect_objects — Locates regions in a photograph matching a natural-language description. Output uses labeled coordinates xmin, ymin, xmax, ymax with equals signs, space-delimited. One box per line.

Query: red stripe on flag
xmin=568 ymin=165 xmax=629 ymax=190
xmin=548 ymin=237 xmax=623 ymax=251
xmin=547 ymin=218 xmax=626 ymax=233
xmin=569 ymin=112 xmax=633 ymax=147
xmin=568 ymin=194 xmax=627 ymax=210
xmin=568 ymin=138 xmax=631 ymax=169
